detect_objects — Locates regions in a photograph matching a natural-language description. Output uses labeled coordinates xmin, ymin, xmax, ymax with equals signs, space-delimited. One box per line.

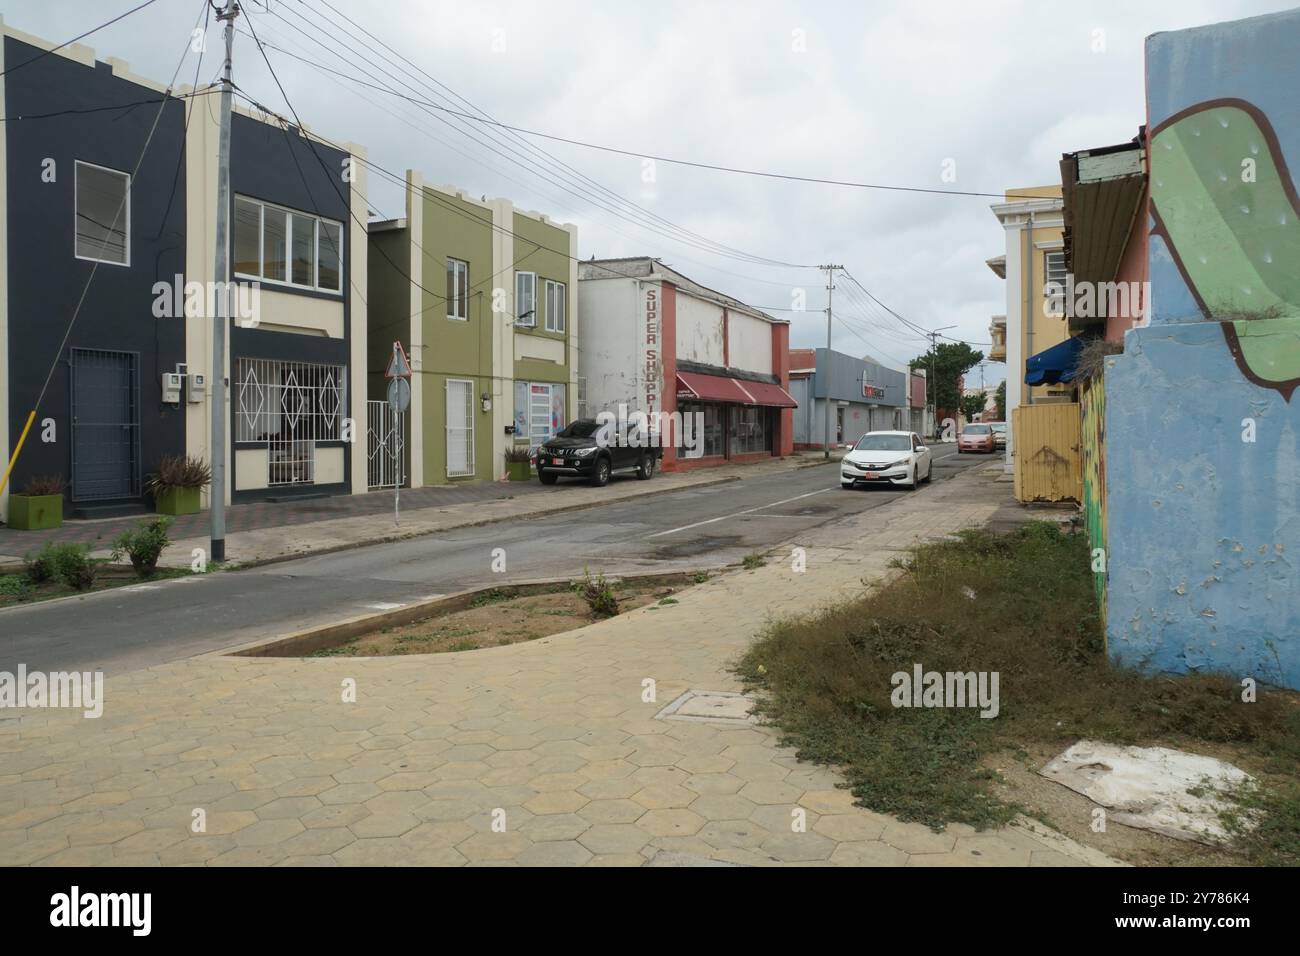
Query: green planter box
xmin=154 ymin=486 xmax=202 ymax=515
xmin=506 ymin=461 xmax=532 ymax=482
xmin=7 ymin=494 xmax=63 ymax=530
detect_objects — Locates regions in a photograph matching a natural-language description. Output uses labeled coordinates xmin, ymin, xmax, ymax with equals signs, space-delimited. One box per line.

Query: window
xmin=678 ymin=402 xmax=725 ymax=458
xmin=545 ymin=279 xmax=566 ymax=333
xmin=515 ymin=271 xmax=537 ymax=327
xmin=232 ymin=196 xmax=343 ymax=293
xmin=447 ymin=258 xmax=469 ymax=320
xmin=731 ymin=406 xmax=771 ymax=454
xmin=1044 ymin=250 xmax=1068 ymax=315
xmin=234 ymin=358 xmax=344 ymax=486
xmin=75 ymin=161 xmax=130 ymax=265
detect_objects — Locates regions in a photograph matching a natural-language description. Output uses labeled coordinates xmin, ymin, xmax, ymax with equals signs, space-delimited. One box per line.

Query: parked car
xmin=840 ymin=431 xmax=932 ymax=490
xmin=958 ymin=423 xmax=996 ymax=453
xmin=989 ymin=421 xmax=1007 ymax=449
xmin=535 ymin=419 xmax=661 ymax=487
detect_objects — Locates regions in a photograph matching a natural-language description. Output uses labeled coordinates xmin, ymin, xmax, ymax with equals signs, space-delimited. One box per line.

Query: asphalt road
xmin=2 ymin=444 xmax=988 ymax=675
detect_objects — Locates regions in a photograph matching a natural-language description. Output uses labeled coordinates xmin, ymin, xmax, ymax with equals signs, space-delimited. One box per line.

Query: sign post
xmin=384 ymin=342 xmax=413 ymax=526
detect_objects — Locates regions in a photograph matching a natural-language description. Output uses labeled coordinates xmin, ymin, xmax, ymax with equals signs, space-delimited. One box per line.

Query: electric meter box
xmin=187 ymin=372 xmax=206 ymax=403
xmin=162 ymin=372 xmax=183 ymax=404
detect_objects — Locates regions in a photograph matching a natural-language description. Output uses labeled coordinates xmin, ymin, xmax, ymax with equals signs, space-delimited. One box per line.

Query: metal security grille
xmin=235 ymin=357 xmax=343 ymax=486
xmin=70 ymin=348 xmax=140 ymax=501
xmin=446 ymin=378 xmax=475 ymax=477
xmin=367 ymin=399 xmax=401 ymax=489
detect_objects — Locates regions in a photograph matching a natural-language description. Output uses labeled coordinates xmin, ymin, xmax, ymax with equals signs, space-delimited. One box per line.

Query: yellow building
xmin=988 ymin=185 xmax=1072 ymax=469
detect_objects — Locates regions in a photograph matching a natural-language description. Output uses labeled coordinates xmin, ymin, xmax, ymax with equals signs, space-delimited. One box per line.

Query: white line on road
xmin=647 ymin=488 xmax=831 ymax=538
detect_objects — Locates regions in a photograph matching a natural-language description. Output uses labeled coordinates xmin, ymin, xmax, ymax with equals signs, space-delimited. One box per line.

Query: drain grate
xmin=655 ymin=689 xmax=756 ymax=725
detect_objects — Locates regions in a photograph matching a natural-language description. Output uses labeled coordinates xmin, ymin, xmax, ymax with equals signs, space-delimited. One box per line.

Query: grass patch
xmin=737 ymin=520 xmax=1300 ymax=862
xmin=469 ymin=587 xmax=518 ymax=608
xmin=742 ymin=553 xmax=765 ymax=571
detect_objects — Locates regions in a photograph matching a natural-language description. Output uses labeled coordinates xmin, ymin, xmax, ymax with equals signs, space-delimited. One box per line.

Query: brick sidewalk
xmin=0 ymin=466 xmax=1116 ymax=867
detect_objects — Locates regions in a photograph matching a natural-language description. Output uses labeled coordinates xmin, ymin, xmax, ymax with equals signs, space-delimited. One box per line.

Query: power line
xmin=255 ymin=2 xmax=810 ymax=273
xmin=0 ymin=86 xmax=220 ymax=122
xmin=232 ymin=4 xmax=1042 ymax=203
xmin=302 ymin=0 xmax=810 ymax=272
xmin=0 ymin=0 xmax=164 ymax=78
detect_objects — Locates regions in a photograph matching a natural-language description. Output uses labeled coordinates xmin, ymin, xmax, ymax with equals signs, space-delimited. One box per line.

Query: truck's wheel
xmin=538 ymin=469 xmax=558 ymax=485
xmin=591 ymin=456 xmax=611 ymax=487
xmin=636 ymin=455 xmax=656 ymax=480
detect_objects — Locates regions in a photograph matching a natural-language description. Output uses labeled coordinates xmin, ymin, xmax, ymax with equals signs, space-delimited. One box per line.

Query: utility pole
xmin=819 ymin=264 xmax=842 ymax=459
xmin=209 ymin=1 xmax=239 ymax=564
xmin=925 ymin=325 xmax=957 ymax=438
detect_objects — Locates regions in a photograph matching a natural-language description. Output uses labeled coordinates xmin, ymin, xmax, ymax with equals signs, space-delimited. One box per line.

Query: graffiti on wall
xmin=1150 ymin=98 xmax=1300 ymax=399
xmin=1079 ymin=376 xmax=1107 ymax=627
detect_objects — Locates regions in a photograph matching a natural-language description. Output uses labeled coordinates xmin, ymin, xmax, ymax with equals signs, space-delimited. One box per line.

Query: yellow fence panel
xmin=1012 ymin=403 xmax=1082 ymax=503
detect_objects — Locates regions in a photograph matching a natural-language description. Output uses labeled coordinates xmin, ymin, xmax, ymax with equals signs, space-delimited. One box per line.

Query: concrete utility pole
xmin=209 ymin=1 xmax=239 ymax=564
xmin=819 ymin=264 xmax=842 ymax=458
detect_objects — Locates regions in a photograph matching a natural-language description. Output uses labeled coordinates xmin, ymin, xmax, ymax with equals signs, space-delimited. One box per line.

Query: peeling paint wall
xmin=1105 ymin=9 xmax=1300 ymax=690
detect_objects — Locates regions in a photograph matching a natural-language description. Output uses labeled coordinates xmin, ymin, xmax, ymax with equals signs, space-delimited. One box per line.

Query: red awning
xmin=676 ymin=371 xmax=797 ymax=408
xmin=740 ymin=380 xmax=798 ymax=408
xmin=676 ymin=371 xmax=753 ymax=404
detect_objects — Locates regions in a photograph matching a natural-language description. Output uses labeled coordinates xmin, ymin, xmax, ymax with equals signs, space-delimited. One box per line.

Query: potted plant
xmin=7 ymin=474 xmax=65 ymax=530
xmin=145 ymin=455 xmax=211 ymax=515
xmin=111 ymin=516 xmax=173 ymax=579
xmin=504 ymin=445 xmax=533 ymax=481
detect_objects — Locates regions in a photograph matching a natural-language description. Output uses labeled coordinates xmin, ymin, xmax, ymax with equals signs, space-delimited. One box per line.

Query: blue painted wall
xmin=1105 ymin=10 xmax=1300 ymax=689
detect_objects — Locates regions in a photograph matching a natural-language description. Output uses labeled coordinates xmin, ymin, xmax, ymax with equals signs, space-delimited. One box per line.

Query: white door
xmin=446 ymin=379 xmax=475 ymax=477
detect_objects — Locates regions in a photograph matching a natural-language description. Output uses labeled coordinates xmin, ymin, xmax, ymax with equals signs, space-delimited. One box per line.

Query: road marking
xmin=363 ymin=602 xmax=405 ymax=610
xmin=647 ymin=489 xmax=831 ymax=538
xmin=121 ymin=585 xmax=160 ymax=593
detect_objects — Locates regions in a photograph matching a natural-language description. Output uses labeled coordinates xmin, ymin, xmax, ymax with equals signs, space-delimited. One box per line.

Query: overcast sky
xmin=6 ymin=0 xmax=1296 ymax=382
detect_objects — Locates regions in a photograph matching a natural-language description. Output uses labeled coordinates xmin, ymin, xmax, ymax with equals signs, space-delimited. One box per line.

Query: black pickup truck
xmin=535 ymin=419 xmax=662 ymax=487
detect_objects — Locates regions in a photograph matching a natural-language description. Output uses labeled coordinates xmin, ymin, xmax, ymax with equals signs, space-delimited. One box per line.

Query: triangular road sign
xmin=385 ymin=341 xmax=412 ymax=379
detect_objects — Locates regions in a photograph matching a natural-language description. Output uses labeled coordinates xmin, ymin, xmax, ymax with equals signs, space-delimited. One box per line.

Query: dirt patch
xmin=309 ymin=579 xmax=685 ymax=657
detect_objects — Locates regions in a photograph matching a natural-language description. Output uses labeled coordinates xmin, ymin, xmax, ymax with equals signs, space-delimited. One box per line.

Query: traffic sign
xmin=385 ymin=341 xmax=412 ymax=380
xmin=387 ymin=377 xmax=411 ymax=414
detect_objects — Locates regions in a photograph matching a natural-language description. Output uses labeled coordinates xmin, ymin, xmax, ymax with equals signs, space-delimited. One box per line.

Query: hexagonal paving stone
xmin=256 ymin=797 xmax=323 ymax=820
xmin=456 ymin=831 xmax=530 ymax=863
xmin=813 ymin=813 xmax=888 ymax=843
xmin=523 ymin=791 xmax=588 ymax=815
xmin=638 ymin=809 xmax=706 ymax=838
xmin=233 ymin=818 xmax=305 ymax=847
xmin=578 ymin=824 xmax=652 ymax=856
xmin=631 ymin=785 xmax=695 ymax=810
xmin=828 ymin=841 xmax=909 ymax=866
xmin=516 ymin=840 xmax=593 ymax=867
xmin=519 ymin=813 xmax=591 ymax=842
xmin=737 ymin=780 xmax=803 ymax=805
xmin=761 ymin=830 xmax=837 ymax=863
xmin=577 ymin=799 xmax=646 ymax=825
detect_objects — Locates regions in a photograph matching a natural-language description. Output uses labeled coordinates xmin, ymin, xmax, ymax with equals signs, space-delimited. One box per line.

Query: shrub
xmin=19 ymin=474 xmax=66 ymax=497
xmin=36 ymin=542 xmax=95 ymax=591
xmin=23 ymin=551 xmax=53 ymax=584
xmin=504 ymin=446 xmax=533 ymax=464
xmin=144 ymin=455 xmax=211 ymax=497
xmin=111 ymin=517 xmax=174 ymax=578
xmin=576 ymin=568 xmax=619 ymax=617
xmin=0 ymin=574 xmax=32 ymax=600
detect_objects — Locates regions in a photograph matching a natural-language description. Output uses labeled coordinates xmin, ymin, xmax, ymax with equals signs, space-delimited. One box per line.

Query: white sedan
xmin=840 ymin=431 xmax=932 ymax=490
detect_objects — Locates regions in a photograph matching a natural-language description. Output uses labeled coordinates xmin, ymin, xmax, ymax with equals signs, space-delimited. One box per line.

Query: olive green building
xmin=367 ymin=173 xmax=577 ymax=486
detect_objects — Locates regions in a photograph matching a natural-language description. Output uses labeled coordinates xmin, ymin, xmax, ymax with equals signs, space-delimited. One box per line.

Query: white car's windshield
xmin=855 ymin=434 xmax=911 ymax=451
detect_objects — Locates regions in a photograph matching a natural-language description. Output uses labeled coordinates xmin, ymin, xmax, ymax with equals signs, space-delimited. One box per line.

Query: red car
xmin=957 ymin=423 xmax=996 ymax=453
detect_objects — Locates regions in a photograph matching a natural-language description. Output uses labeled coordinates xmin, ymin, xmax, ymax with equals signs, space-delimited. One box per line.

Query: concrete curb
xmin=210 ymin=568 xmax=718 ymax=659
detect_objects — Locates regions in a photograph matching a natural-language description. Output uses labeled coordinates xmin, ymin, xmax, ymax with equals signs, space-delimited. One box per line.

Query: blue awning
xmin=1025 ymin=335 xmax=1085 ymax=385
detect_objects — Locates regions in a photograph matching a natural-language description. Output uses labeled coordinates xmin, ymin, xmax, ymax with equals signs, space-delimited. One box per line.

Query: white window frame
xmin=446 ymin=378 xmax=476 ymax=477
xmin=545 ymin=279 xmax=566 ymax=333
xmin=515 ymin=271 xmax=537 ymax=327
xmin=74 ymin=160 xmax=131 ymax=267
xmin=1043 ymin=250 xmax=1068 ymax=316
xmin=447 ymin=258 xmax=469 ymax=321
xmin=232 ymin=195 xmax=343 ymax=295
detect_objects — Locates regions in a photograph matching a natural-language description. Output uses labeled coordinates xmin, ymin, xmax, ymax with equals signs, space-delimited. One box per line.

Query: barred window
xmin=235 ymin=358 xmax=345 ymax=486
